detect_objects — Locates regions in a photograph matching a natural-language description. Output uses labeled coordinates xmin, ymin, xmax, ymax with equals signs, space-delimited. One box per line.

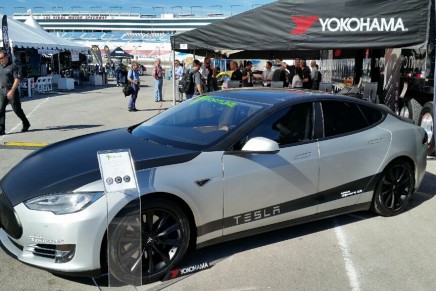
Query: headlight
xmin=24 ymin=192 xmax=104 ymax=215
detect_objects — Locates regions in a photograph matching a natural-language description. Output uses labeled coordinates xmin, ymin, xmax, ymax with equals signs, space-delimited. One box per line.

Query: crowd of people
xmin=120 ymin=57 xmax=322 ymax=112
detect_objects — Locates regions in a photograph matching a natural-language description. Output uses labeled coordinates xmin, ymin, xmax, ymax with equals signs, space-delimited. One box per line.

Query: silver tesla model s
xmin=0 ymin=89 xmax=428 ymax=284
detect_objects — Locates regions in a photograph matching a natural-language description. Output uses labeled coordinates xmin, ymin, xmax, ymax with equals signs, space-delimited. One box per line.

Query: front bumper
xmin=0 ymin=192 xmax=133 ymax=276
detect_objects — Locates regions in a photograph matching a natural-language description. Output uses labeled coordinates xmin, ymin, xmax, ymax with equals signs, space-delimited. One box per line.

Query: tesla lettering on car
xmin=233 ymin=205 xmax=281 ymax=226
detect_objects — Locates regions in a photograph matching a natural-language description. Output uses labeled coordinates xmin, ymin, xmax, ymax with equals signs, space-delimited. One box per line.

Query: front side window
xmin=233 ymin=102 xmax=314 ymax=149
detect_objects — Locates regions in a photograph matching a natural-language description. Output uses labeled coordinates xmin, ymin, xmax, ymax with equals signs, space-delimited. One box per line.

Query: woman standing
xmin=127 ymin=62 xmax=140 ymax=112
xmin=291 ymin=67 xmax=304 ymax=88
xmin=152 ymin=58 xmax=164 ymax=102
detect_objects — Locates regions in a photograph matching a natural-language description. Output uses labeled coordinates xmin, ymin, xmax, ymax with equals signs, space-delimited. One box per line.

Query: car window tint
xmin=237 ymin=102 xmax=314 ymax=148
xmin=358 ymin=104 xmax=384 ymax=125
xmin=134 ymin=96 xmax=264 ymax=148
xmin=321 ymin=101 xmax=369 ymax=137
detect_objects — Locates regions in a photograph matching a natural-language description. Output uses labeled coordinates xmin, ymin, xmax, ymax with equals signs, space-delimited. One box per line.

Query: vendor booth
xmin=171 ymin=0 xmax=436 ymax=154
xmin=0 ymin=15 xmax=89 ymax=95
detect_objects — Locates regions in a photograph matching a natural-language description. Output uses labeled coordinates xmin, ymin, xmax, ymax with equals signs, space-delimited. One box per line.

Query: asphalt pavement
xmin=0 ymin=76 xmax=436 ymax=291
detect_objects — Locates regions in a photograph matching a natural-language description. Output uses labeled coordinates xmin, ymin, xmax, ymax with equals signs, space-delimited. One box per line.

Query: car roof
xmin=207 ymin=88 xmax=352 ymax=106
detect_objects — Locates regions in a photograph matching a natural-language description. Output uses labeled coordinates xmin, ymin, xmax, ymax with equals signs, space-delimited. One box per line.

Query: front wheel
xmin=372 ymin=161 xmax=415 ymax=217
xmin=108 ymin=199 xmax=191 ymax=285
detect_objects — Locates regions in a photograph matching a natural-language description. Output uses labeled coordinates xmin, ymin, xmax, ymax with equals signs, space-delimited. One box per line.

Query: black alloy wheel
xmin=372 ymin=161 xmax=415 ymax=217
xmin=108 ymin=199 xmax=191 ymax=285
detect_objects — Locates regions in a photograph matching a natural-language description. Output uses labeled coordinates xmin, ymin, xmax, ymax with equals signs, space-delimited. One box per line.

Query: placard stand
xmin=97 ymin=149 xmax=142 ymax=286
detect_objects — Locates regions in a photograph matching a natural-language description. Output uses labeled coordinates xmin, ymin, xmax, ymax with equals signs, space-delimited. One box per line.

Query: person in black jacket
xmin=0 ymin=50 xmax=30 ymax=135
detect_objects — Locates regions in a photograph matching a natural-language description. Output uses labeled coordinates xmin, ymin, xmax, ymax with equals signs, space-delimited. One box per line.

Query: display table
xmin=51 ymin=74 xmax=61 ymax=84
xmin=58 ymin=78 xmax=74 ymax=90
xmin=89 ymin=75 xmax=103 ymax=86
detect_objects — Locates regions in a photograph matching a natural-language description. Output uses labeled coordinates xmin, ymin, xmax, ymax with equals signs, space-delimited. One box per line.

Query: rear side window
xmin=358 ymin=104 xmax=384 ymax=125
xmin=321 ymin=101 xmax=371 ymax=137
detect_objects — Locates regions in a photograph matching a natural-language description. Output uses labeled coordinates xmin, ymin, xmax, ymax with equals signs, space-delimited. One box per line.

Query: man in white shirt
xmin=310 ymin=60 xmax=319 ymax=90
xmin=174 ymin=60 xmax=184 ymax=101
xmin=261 ymin=61 xmax=274 ymax=87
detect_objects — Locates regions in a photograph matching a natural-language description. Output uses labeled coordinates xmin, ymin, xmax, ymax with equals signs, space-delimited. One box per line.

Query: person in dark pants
xmin=127 ymin=61 xmax=140 ymax=112
xmin=0 ymin=50 xmax=30 ymax=136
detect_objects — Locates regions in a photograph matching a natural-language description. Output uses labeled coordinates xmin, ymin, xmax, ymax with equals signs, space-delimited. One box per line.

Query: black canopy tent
xmin=172 ymin=0 xmax=430 ymax=56
xmin=170 ymin=0 xmax=432 ymax=103
xmin=110 ymin=47 xmax=133 ymax=59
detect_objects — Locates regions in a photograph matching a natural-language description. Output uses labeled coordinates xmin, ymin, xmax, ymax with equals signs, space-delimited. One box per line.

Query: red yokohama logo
xmin=290 ymin=16 xmax=319 ymax=35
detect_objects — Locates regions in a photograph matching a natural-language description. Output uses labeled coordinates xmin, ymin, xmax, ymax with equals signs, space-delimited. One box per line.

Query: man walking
xmin=152 ymin=58 xmax=164 ymax=102
xmin=0 ymin=50 xmax=30 ymax=136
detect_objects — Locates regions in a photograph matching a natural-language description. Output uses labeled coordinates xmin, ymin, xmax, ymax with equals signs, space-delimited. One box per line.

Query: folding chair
xmin=338 ymin=87 xmax=352 ymax=95
xmin=227 ymin=81 xmax=241 ymax=88
xmin=318 ymin=82 xmax=332 ymax=92
xmin=270 ymin=81 xmax=284 ymax=88
xmin=35 ymin=77 xmax=45 ymax=93
xmin=46 ymin=77 xmax=53 ymax=91
xmin=362 ymin=82 xmax=379 ymax=103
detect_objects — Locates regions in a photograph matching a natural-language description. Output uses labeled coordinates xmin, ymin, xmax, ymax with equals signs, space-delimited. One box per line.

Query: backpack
xmin=178 ymin=70 xmax=195 ymax=94
xmin=318 ymin=71 xmax=322 ymax=82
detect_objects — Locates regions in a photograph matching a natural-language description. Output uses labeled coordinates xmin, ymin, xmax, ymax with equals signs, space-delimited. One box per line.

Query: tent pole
xmin=433 ymin=1 xmax=436 ymax=155
xmin=9 ymin=40 xmax=15 ymax=62
xmin=172 ymin=48 xmax=176 ymax=106
xmin=171 ymin=36 xmax=176 ymax=106
xmin=58 ymin=52 xmax=61 ymax=75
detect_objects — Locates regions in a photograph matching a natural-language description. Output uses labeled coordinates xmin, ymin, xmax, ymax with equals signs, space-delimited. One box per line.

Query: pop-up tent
xmin=172 ymin=0 xmax=431 ymax=59
xmin=110 ymin=47 xmax=133 ymax=59
xmin=0 ymin=15 xmax=88 ymax=52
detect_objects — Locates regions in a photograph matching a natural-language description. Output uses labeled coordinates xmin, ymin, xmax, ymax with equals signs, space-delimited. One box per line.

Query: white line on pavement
xmin=4 ymin=96 xmax=51 ymax=137
xmin=333 ymin=219 xmax=361 ymax=291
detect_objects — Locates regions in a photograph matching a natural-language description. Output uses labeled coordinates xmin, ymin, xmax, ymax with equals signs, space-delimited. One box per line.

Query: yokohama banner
xmin=172 ymin=0 xmax=431 ymax=53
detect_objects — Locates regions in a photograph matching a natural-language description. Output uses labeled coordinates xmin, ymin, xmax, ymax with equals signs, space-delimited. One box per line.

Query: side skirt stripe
xmin=197 ymin=175 xmax=378 ymax=237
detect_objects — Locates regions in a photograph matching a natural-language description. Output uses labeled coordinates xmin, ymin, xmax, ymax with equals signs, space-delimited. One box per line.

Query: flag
xmin=91 ymin=45 xmax=103 ymax=67
xmin=104 ymin=45 xmax=112 ymax=64
xmin=2 ymin=15 xmax=12 ymax=59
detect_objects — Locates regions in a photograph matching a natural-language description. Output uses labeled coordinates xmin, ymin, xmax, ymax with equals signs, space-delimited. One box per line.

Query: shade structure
xmin=110 ymin=47 xmax=133 ymax=59
xmin=1 ymin=15 xmax=88 ymax=52
xmin=172 ymin=0 xmax=431 ymax=58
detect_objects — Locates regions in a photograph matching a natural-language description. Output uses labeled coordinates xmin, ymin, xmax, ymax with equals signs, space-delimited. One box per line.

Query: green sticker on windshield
xmin=192 ymin=95 xmax=237 ymax=108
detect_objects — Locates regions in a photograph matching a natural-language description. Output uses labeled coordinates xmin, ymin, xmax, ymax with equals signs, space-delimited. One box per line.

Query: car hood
xmin=1 ymin=128 xmax=199 ymax=206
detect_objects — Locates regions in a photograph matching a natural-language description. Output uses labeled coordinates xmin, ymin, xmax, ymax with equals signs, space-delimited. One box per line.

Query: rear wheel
xmin=399 ymin=98 xmax=422 ymax=125
xmin=372 ymin=161 xmax=414 ymax=217
xmin=108 ymin=199 xmax=191 ymax=285
xmin=418 ymin=101 xmax=435 ymax=156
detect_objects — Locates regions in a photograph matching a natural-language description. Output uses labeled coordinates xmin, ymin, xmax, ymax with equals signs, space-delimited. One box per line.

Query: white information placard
xmin=180 ymin=44 xmax=188 ymax=50
xmin=97 ymin=149 xmax=138 ymax=193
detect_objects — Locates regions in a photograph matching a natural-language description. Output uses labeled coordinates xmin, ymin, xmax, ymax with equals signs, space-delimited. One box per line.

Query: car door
xmin=222 ymin=102 xmax=320 ymax=236
xmin=317 ymin=100 xmax=391 ymax=213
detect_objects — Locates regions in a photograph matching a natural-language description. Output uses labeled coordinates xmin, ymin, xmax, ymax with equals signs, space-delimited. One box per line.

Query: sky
xmin=1 ymin=0 xmax=276 ymax=17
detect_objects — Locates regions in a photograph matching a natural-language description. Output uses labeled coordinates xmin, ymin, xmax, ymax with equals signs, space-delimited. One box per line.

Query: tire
xmin=372 ymin=161 xmax=415 ymax=217
xmin=399 ymin=98 xmax=422 ymax=125
xmin=108 ymin=199 xmax=191 ymax=285
xmin=418 ymin=101 xmax=435 ymax=156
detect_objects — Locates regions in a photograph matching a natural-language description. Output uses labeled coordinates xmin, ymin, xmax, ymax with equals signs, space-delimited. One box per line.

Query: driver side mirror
xmin=241 ymin=137 xmax=280 ymax=154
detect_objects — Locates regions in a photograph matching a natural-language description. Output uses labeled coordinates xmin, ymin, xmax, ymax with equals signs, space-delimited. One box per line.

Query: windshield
xmin=132 ymin=95 xmax=264 ymax=149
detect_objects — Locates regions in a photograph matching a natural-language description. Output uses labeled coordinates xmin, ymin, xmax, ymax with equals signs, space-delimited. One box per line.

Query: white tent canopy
xmin=0 ymin=15 xmax=88 ymax=53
